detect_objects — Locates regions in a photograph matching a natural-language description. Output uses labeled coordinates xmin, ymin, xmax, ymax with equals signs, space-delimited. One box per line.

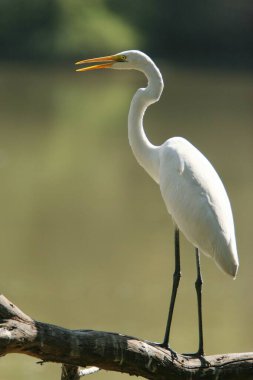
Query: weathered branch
xmin=0 ymin=295 xmax=252 ymax=379
xmin=61 ymin=364 xmax=100 ymax=379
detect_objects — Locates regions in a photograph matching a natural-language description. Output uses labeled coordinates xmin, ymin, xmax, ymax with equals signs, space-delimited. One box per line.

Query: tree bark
xmin=0 ymin=294 xmax=252 ymax=379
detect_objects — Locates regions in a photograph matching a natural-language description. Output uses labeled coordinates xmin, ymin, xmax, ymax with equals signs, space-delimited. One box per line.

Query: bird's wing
xmin=158 ymin=137 xmax=238 ymax=276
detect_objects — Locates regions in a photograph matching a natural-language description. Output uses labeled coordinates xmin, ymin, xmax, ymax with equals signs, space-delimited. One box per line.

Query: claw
xmin=156 ymin=343 xmax=178 ymax=360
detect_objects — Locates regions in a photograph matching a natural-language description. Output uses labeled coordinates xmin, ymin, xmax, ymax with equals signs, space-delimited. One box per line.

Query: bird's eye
xmin=116 ymin=54 xmax=127 ymax=62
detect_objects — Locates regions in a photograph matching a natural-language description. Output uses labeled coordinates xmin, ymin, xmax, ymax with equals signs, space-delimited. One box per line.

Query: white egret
xmin=75 ymin=50 xmax=239 ymax=356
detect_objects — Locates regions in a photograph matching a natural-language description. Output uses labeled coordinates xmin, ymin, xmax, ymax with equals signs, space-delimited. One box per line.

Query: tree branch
xmin=0 ymin=295 xmax=252 ymax=379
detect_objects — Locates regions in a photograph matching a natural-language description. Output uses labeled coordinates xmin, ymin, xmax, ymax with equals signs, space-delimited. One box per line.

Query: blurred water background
xmin=0 ymin=1 xmax=252 ymax=379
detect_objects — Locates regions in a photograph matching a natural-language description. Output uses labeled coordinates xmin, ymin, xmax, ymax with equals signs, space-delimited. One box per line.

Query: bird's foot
xmin=182 ymin=351 xmax=211 ymax=367
xmin=156 ymin=342 xmax=178 ymax=360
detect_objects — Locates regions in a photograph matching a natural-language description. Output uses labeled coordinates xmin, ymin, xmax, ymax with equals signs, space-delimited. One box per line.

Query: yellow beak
xmin=75 ymin=55 xmax=117 ymax=72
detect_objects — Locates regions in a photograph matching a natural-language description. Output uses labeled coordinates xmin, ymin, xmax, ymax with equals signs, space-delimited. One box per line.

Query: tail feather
xmin=214 ymin=236 xmax=239 ymax=278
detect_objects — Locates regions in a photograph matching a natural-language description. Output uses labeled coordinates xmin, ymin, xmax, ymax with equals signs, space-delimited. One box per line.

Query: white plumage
xmin=123 ymin=50 xmax=238 ymax=278
xmin=159 ymin=137 xmax=238 ymax=277
xmin=76 ymin=50 xmax=239 ymax=354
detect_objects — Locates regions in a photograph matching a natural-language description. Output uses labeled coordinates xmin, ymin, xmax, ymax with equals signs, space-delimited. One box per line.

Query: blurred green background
xmin=0 ymin=1 xmax=252 ymax=379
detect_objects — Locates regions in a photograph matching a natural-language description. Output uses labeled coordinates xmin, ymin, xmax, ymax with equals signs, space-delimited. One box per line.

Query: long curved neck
xmin=128 ymin=62 xmax=164 ymax=184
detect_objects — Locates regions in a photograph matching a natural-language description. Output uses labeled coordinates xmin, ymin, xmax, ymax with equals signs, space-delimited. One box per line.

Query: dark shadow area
xmin=0 ymin=0 xmax=252 ymax=69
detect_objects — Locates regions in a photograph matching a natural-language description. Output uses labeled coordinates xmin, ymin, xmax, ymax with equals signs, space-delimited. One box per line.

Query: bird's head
xmin=75 ymin=50 xmax=153 ymax=73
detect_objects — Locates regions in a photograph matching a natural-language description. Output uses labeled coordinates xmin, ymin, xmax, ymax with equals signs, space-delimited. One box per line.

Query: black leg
xmin=182 ymin=248 xmax=206 ymax=358
xmin=161 ymin=227 xmax=181 ymax=348
xmin=195 ymin=248 xmax=204 ymax=356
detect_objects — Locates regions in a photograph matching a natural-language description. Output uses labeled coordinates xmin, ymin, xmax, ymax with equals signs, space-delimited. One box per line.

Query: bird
xmin=75 ymin=50 xmax=239 ymax=356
